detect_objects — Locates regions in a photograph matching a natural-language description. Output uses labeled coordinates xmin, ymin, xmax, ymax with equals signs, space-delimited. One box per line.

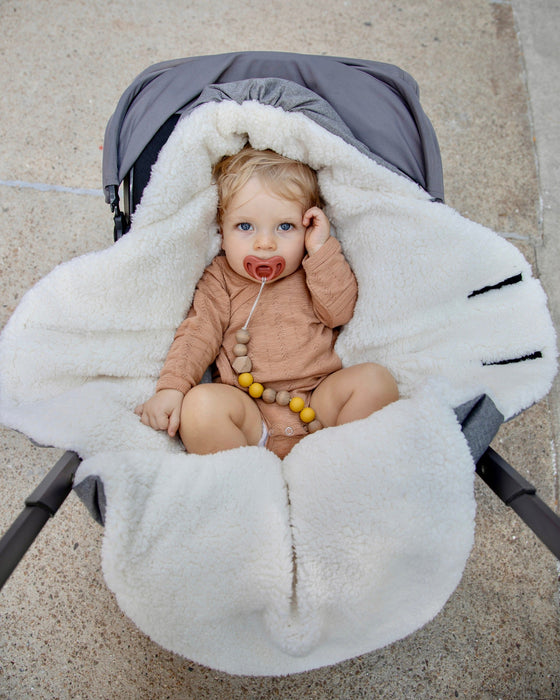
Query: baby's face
xmin=220 ymin=177 xmax=307 ymax=283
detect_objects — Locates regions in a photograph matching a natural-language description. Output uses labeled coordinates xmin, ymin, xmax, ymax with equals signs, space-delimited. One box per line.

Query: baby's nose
xmin=255 ymin=231 xmax=276 ymax=249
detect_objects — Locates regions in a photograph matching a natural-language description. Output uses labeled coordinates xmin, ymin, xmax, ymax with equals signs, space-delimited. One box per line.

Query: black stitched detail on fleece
xmin=482 ymin=351 xmax=543 ymax=367
xmin=468 ymin=273 xmax=522 ymax=298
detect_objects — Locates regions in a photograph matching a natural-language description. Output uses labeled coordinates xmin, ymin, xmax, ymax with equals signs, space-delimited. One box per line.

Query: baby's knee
xmin=361 ymin=363 xmax=399 ymax=403
xmin=179 ymin=385 xmax=221 ymax=449
xmin=181 ymin=384 xmax=218 ymax=423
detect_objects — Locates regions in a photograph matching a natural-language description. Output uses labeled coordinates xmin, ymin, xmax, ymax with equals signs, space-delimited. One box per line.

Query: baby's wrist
xmin=306 ymin=235 xmax=331 ymax=256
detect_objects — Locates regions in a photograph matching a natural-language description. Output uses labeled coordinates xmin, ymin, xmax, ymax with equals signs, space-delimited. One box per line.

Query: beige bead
xmin=262 ymin=388 xmax=277 ymax=404
xmin=308 ymin=419 xmax=323 ymax=433
xmin=236 ymin=328 xmax=251 ymax=344
xmin=276 ymin=390 xmax=291 ymax=406
xmin=233 ymin=343 xmax=248 ymax=357
xmin=232 ymin=356 xmax=252 ymax=374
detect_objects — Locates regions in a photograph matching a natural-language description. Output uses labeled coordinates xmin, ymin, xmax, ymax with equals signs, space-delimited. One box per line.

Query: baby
xmin=135 ymin=147 xmax=398 ymax=458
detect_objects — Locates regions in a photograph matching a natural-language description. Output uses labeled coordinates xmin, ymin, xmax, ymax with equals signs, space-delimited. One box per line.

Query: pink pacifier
xmin=244 ymin=255 xmax=286 ymax=282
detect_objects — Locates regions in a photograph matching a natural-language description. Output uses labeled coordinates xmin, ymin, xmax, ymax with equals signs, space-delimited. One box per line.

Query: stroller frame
xmin=1 ymin=52 xmax=559 ymax=592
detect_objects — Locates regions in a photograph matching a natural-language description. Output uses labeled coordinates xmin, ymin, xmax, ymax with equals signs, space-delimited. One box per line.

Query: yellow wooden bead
xmin=249 ymin=382 xmax=264 ymax=398
xmin=299 ymin=407 xmax=316 ymax=423
xmin=289 ymin=396 xmax=305 ymax=413
xmin=238 ymin=372 xmax=254 ymax=388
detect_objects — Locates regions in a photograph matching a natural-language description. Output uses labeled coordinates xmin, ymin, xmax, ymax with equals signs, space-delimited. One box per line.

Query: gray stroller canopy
xmin=102 ymin=51 xmax=444 ymax=204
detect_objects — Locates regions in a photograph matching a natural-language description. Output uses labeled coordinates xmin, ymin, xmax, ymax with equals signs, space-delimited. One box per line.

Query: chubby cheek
xmin=221 ymin=240 xmax=249 ymax=278
xmin=286 ymin=240 xmax=306 ymax=266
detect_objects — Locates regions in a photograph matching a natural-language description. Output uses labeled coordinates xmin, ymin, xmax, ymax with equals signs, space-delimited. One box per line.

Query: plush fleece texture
xmin=0 ymin=100 xmax=556 ymax=675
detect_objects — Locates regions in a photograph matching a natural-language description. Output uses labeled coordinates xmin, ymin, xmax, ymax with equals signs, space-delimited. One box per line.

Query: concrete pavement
xmin=1 ymin=1 xmax=558 ymax=697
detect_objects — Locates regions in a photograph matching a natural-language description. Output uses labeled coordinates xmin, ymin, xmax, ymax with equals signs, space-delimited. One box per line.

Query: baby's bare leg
xmin=180 ymin=384 xmax=263 ymax=454
xmin=310 ymin=363 xmax=398 ymax=428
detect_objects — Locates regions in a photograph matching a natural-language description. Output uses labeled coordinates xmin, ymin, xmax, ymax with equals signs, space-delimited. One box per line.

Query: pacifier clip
xmin=232 ymin=277 xmax=324 ymax=433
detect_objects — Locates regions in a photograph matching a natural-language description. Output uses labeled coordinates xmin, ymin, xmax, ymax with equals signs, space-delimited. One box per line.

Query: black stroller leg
xmin=476 ymin=447 xmax=560 ymax=560
xmin=0 ymin=450 xmax=80 ymax=590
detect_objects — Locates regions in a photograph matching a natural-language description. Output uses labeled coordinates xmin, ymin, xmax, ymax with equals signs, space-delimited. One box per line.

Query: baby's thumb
xmin=167 ymin=408 xmax=181 ymax=437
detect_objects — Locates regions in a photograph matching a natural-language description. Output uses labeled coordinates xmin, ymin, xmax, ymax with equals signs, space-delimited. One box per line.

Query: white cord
xmin=242 ymin=278 xmax=267 ymax=330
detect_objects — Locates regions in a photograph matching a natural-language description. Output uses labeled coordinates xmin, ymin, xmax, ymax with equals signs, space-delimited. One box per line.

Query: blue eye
xmin=238 ymin=222 xmax=253 ymax=231
xmin=278 ymin=223 xmax=293 ymax=232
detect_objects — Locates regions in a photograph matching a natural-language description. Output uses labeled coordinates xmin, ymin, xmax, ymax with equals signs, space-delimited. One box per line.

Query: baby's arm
xmin=134 ymin=261 xmax=230 ymax=437
xmin=303 ymin=235 xmax=358 ymax=328
xmin=135 ymin=389 xmax=183 ymax=437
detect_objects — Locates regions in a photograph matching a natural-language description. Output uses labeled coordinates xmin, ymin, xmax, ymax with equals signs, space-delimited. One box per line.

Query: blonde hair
xmin=213 ymin=146 xmax=321 ymax=224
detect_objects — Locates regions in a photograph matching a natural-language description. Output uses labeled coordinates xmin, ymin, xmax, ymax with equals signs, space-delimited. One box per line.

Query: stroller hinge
xmin=108 ymin=185 xmax=128 ymax=241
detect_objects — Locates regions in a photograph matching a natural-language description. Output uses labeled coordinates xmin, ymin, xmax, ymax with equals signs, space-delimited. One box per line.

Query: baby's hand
xmin=303 ymin=207 xmax=331 ymax=255
xmin=134 ymin=388 xmax=184 ymax=437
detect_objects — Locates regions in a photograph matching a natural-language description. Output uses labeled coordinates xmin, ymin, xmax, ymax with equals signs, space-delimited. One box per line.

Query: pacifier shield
xmin=244 ymin=256 xmax=286 ymax=281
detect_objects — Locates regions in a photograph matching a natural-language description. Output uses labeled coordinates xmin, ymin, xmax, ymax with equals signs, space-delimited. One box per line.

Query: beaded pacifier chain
xmin=232 ymin=277 xmax=324 ymax=433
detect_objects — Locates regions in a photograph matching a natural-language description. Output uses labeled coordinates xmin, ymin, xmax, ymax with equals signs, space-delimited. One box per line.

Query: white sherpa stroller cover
xmin=0 ymin=99 xmax=556 ymax=675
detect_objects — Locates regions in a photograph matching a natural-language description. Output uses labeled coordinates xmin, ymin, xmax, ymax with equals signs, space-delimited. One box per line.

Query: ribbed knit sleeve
xmin=302 ymin=236 xmax=358 ymax=328
xmin=156 ymin=261 xmax=231 ymax=394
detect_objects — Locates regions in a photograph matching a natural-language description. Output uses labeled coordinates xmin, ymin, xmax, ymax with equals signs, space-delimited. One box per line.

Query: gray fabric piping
xmin=74 ymin=476 xmax=106 ymax=526
xmin=181 ymin=78 xmax=406 ymax=182
xmin=454 ymin=394 xmax=504 ymax=463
